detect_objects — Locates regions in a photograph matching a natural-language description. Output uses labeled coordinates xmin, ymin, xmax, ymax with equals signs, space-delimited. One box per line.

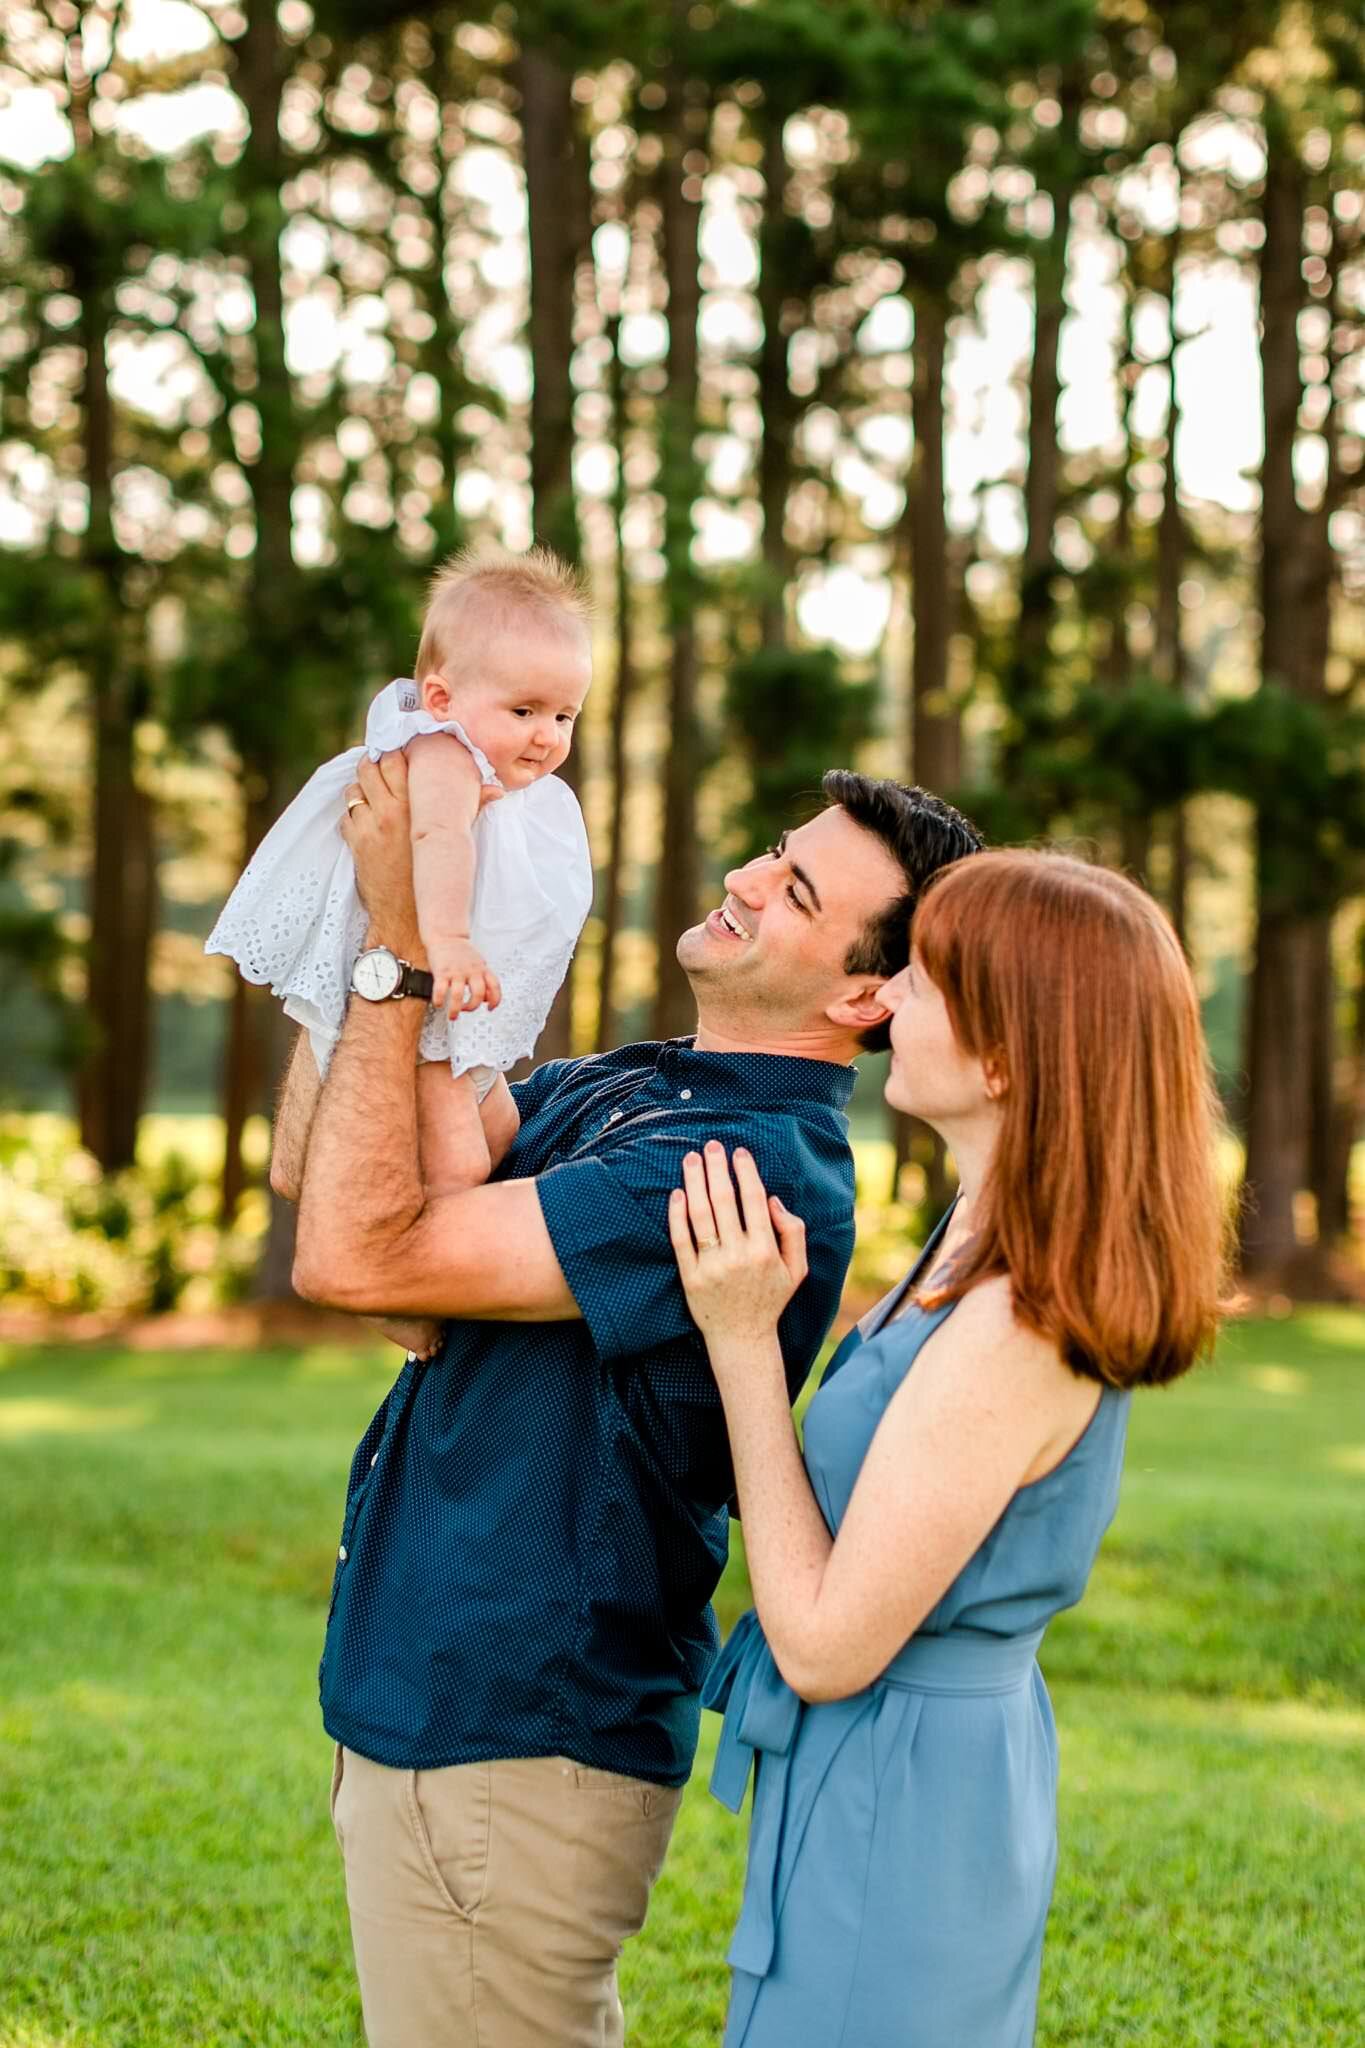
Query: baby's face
xmin=423 ymin=621 xmax=591 ymax=790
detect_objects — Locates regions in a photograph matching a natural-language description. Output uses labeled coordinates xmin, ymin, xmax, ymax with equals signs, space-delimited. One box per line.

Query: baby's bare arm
xmin=406 ymin=733 xmax=480 ymax=958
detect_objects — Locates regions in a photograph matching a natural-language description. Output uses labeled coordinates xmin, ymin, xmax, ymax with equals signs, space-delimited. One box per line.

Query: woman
xmin=668 ymin=851 xmax=1228 ymax=2048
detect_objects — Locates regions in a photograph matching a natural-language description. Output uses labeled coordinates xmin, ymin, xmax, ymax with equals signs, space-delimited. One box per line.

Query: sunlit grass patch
xmin=1 ymin=1315 xmax=1362 ymax=2047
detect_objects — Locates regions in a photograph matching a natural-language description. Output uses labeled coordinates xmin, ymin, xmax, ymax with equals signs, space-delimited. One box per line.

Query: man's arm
xmin=269 ymin=1031 xmax=520 ymax=1203
xmin=291 ymin=985 xmax=578 ymax=1321
xmin=291 ymin=748 xmax=577 ymax=1324
xmin=269 ymin=1031 xmax=322 ymax=1203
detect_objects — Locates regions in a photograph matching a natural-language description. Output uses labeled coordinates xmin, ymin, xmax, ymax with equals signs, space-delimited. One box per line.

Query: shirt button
xmin=680 ymin=1089 xmax=692 ymax=1100
xmin=338 ymin=1544 xmax=348 ymax=1562
xmin=370 ymin=1453 xmax=378 ymax=1468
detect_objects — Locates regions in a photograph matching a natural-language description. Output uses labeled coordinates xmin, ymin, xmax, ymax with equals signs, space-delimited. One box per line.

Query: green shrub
xmin=0 ymin=1115 xmax=267 ymax=1316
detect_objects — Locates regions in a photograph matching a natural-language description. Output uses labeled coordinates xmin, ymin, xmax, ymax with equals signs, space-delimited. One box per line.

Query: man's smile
xmin=707 ymin=902 xmax=753 ymax=942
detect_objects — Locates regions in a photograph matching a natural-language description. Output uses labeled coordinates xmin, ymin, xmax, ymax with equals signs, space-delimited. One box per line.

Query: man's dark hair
xmin=821 ymin=769 xmax=985 ymax=1052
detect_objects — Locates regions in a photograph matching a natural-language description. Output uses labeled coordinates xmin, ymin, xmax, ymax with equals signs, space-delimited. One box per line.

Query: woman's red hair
xmin=913 ymin=851 xmax=1230 ymax=1387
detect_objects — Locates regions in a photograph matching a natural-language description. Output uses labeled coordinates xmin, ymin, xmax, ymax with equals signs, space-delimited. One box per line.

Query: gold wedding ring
xmin=346 ymin=796 xmax=367 ymax=814
xmin=696 ymin=1235 xmax=721 ymax=1251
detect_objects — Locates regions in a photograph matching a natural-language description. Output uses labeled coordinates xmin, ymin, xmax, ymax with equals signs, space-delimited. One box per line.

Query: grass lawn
xmin=1 ymin=1313 xmax=1363 ymax=2047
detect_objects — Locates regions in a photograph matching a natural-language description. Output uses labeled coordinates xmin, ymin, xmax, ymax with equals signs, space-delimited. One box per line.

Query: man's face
xmin=676 ymin=806 xmax=906 ymax=1038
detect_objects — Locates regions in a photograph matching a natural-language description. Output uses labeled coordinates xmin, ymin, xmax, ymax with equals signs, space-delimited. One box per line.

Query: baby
xmin=207 ymin=544 xmax=594 ymax=1353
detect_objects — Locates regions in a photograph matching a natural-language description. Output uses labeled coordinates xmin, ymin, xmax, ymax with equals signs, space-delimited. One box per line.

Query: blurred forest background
xmin=2 ymin=0 xmax=1364 ymax=1321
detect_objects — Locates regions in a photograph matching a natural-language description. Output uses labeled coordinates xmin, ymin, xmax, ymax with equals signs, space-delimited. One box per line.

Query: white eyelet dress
xmin=205 ymin=680 xmax=594 ymax=1091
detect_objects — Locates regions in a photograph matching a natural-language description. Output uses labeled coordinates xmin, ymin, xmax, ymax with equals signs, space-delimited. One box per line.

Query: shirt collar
xmin=651 ymin=1037 xmax=857 ymax=1112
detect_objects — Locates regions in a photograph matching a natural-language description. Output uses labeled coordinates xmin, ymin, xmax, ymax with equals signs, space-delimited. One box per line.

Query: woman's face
xmin=881 ymin=953 xmax=996 ymax=1127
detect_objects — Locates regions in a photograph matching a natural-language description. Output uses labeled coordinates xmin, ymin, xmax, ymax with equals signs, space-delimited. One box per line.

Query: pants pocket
xmin=569 ymin=1761 xmax=677 ymax=1820
xmin=565 ymin=1769 xmax=684 ymax=1952
xmin=406 ymin=1762 xmax=491 ymax=1921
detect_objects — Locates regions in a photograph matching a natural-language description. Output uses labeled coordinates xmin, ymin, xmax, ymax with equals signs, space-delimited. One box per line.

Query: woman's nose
xmin=879 ymin=969 xmax=908 ymax=1009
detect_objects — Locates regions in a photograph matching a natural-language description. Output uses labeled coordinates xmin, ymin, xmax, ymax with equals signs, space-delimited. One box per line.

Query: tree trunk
xmin=514 ymin=43 xmax=589 ymax=1060
xmin=1154 ymin=228 xmax=1190 ymax=939
xmin=253 ymin=993 xmax=301 ymax=1301
xmin=1011 ymin=175 xmax=1075 ymax=716
xmin=238 ymin=0 xmax=308 ymax=1297
xmin=1107 ymin=289 xmax=1150 ymax=882
xmin=907 ymin=294 xmax=959 ymax=795
xmin=69 ymin=37 xmax=156 ymax=1172
xmin=1242 ymin=915 xmax=1321 ymax=1273
xmin=596 ymin=308 xmax=638 ymax=1051
xmin=1303 ymin=210 xmax=1349 ymax=1244
xmin=1102 ymin=290 xmax=1135 ymax=696
xmin=420 ymin=63 xmax=465 ymax=560
xmin=1168 ymin=805 xmax=1191 ymax=956
xmin=79 ymin=652 xmax=156 ymax=1171
xmin=218 ymin=776 xmax=276 ymax=1223
xmin=651 ymin=29 xmax=706 ymax=1041
xmin=889 ymin=292 xmax=960 ymax=1179
xmin=1241 ymin=134 xmax=1326 ymax=1281
xmin=513 ymin=44 xmax=587 ymax=567
xmin=757 ymin=117 xmax=793 ymax=651
xmin=1319 ymin=921 xmax=1364 ymax=1246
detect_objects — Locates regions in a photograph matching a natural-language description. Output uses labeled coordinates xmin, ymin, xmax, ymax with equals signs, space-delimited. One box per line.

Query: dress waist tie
xmin=702 ymin=1610 xmax=1046 ymax=1979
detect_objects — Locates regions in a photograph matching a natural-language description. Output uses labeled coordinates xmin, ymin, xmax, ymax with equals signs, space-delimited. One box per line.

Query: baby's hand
xmin=431 ymin=938 xmax=501 ymax=1019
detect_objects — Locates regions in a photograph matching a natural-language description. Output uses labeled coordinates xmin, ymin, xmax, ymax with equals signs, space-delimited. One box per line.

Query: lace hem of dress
xmin=211 ymin=867 xmax=576 ymax=1079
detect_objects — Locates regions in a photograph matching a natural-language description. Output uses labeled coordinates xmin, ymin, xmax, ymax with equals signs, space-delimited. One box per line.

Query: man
xmin=282 ymin=760 xmax=982 ymax=2048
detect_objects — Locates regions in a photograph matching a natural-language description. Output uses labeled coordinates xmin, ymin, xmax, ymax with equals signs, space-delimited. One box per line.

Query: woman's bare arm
xmin=671 ymin=1146 xmax=1096 ymax=1703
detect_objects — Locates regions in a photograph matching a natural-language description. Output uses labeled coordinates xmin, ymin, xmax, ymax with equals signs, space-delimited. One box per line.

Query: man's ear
xmin=825 ymin=983 xmax=891 ymax=1033
xmin=420 ymin=670 xmax=453 ymax=717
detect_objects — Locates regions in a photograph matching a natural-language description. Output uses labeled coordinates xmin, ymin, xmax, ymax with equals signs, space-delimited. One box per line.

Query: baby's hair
xmin=415 ymin=543 xmax=592 ymax=679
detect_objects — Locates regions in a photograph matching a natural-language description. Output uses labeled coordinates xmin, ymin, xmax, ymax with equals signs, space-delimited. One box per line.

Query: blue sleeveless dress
xmin=703 ymin=1220 xmax=1130 ymax=2048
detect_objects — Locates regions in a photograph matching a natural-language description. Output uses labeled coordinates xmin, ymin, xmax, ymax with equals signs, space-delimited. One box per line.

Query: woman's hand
xmin=668 ymin=1142 xmax=808 ymax=1346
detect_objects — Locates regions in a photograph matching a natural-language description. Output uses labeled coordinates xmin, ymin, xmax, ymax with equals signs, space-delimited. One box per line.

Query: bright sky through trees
xmin=0 ymin=0 xmax=1268 ymax=656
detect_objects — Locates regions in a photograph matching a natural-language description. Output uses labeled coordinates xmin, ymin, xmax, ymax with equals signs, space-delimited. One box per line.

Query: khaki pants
xmin=330 ymin=1745 xmax=683 ymax=2048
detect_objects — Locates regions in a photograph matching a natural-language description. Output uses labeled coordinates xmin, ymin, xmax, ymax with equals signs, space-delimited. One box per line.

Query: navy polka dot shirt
xmin=319 ymin=1038 xmax=857 ymax=1787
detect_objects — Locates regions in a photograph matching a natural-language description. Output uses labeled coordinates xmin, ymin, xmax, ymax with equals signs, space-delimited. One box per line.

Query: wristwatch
xmin=350 ymin=947 xmax=435 ymax=1003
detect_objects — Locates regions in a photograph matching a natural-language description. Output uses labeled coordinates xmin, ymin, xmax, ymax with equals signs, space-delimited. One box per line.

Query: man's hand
xmin=342 ymin=752 xmax=422 ymax=958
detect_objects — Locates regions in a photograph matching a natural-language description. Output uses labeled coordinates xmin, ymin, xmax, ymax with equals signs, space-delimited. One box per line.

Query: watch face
xmin=353 ymin=948 xmax=401 ymax=1000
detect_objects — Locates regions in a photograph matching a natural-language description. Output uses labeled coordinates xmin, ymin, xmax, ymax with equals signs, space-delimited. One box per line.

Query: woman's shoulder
xmin=931 ymin=1277 xmax=1108 ymax=1472
xmin=923 ymin=1273 xmax=1071 ymax=1389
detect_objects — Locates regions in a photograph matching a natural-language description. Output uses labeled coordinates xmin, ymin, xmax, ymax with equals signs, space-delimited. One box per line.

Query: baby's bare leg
xmin=416 ymin=1059 xmax=492 ymax=1199
xmin=365 ymin=1064 xmax=492 ymax=1360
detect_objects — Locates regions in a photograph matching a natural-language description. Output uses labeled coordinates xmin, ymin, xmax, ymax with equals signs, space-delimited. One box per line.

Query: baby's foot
xmin=371 ymin=1315 xmax=444 ymax=1361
